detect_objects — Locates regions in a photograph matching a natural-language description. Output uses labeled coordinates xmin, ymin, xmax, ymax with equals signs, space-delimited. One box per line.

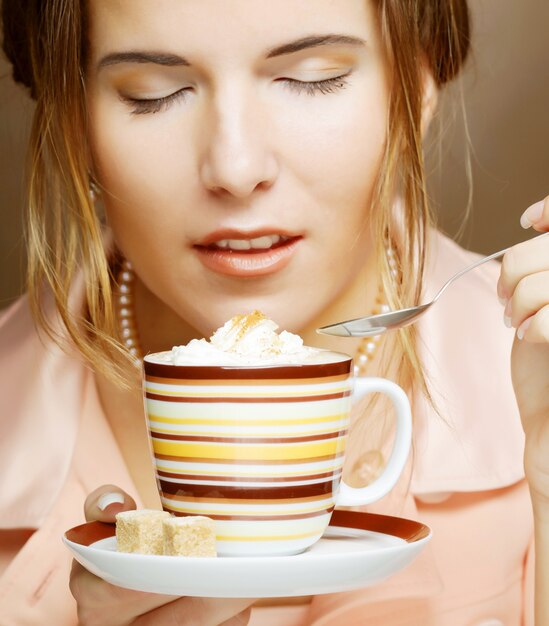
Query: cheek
xmin=281 ymin=83 xmax=388 ymax=216
xmin=88 ymin=101 xmax=198 ymax=250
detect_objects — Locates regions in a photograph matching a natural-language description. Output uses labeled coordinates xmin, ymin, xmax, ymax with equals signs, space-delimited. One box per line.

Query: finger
xmin=520 ymin=196 xmax=549 ymax=231
xmin=516 ymin=304 xmax=549 ymax=343
xmin=84 ymin=485 xmax=137 ymax=523
xmin=504 ymin=271 xmax=549 ymax=329
xmin=497 ymin=236 xmax=549 ymax=302
xmin=134 ymin=597 xmax=255 ymax=626
xmin=70 ymin=560 xmax=180 ymax=626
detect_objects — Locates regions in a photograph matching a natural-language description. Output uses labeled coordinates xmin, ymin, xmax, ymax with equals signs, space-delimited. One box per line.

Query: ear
xmin=420 ymin=65 xmax=438 ymax=137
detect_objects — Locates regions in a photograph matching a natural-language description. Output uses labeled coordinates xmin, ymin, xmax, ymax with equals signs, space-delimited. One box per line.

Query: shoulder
xmin=0 ymin=294 xmax=41 ymax=369
xmin=0 ymin=293 xmax=87 ymax=528
xmin=422 ymin=229 xmax=508 ymax=350
xmin=427 ymin=229 xmax=500 ymax=297
xmin=412 ymin=230 xmax=524 ymax=494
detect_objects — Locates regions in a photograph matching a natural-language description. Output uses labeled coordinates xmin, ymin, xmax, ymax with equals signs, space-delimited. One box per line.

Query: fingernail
xmin=503 ymin=302 xmax=513 ymax=327
xmin=496 ymin=280 xmax=509 ymax=302
xmin=97 ymin=492 xmax=125 ymax=511
xmin=498 ymin=295 xmax=508 ymax=307
xmin=517 ymin=318 xmax=532 ymax=341
xmin=520 ymin=200 xmax=544 ymax=229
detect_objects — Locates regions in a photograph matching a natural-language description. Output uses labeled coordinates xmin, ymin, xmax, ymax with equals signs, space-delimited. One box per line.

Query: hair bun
xmin=2 ymin=0 xmax=38 ymax=97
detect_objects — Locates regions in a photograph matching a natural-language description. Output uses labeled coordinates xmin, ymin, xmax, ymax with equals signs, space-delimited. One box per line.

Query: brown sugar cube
xmin=116 ymin=509 xmax=171 ymax=555
xmin=162 ymin=516 xmax=217 ymax=557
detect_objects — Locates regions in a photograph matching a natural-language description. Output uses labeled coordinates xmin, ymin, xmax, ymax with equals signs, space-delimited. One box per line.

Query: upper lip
xmin=195 ymin=228 xmax=302 ymax=247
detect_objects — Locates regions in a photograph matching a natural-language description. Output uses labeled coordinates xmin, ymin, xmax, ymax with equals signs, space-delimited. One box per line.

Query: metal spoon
xmin=317 ymin=232 xmax=549 ymax=337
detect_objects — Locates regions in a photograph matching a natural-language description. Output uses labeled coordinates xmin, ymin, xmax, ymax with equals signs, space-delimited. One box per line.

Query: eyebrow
xmin=266 ymin=34 xmax=366 ymax=58
xmin=96 ymin=34 xmax=366 ymax=71
xmin=97 ymin=52 xmax=190 ymax=70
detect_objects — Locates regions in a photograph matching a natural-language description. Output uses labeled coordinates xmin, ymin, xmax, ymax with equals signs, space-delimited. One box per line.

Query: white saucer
xmin=63 ymin=510 xmax=431 ymax=598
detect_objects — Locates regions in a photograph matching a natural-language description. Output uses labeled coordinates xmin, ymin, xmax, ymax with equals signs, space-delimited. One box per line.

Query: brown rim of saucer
xmin=64 ymin=510 xmax=431 ymax=548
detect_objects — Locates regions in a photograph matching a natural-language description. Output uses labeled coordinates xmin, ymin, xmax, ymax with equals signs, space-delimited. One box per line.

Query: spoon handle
xmin=433 ymin=231 xmax=549 ymax=303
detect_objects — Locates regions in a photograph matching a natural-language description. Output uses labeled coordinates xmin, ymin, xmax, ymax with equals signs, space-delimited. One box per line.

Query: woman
xmin=0 ymin=0 xmax=548 ymax=624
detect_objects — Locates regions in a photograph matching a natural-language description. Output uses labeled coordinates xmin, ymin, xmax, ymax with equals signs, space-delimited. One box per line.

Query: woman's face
xmin=86 ymin=0 xmax=389 ymax=338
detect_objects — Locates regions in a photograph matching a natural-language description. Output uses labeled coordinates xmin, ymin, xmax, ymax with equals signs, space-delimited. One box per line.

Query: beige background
xmin=0 ymin=0 xmax=548 ymax=309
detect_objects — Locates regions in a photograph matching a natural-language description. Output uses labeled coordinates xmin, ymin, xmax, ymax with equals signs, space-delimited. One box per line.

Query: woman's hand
xmin=69 ymin=485 xmax=253 ymax=626
xmin=497 ymin=197 xmax=549 ymax=511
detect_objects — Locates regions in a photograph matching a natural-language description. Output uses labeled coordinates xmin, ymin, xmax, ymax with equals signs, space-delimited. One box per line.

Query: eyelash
xmin=122 ymin=73 xmax=351 ymax=116
xmin=282 ymin=73 xmax=351 ymax=96
xmin=122 ymin=88 xmax=190 ymax=115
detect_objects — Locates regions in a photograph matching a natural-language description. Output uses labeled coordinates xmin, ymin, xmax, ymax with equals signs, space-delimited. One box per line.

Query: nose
xmin=199 ymin=88 xmax=278 ymax=199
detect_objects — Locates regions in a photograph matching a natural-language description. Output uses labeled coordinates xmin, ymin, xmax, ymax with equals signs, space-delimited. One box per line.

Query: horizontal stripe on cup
xmin=162 ymin=491 xmax=335 ymax=505
xmin=151 ymin=438 xmax=346 ymax=460
xmin=199 ymin=514 xmax=330 ymax=533
xmin=205 ymin=515 xmax=330 ymax=536
xmin=146 ymin=390 xmax=351 ymax=403
xmin=144 ymin=382 xmax=352 ymax=397
xmin=150 ymin=430 xmax=347 ymax=445
xmin=144 ymin=360 xmax=352 ymax=380
xmin=154 ymin=452 xmax=345 ymax=465
xmin=146 ymin=373 xmax=350 ymax=387
xmin=159 ymin=478 xmax=335 ymax=500
xmin=146 ymin=387 xmax=351 ymax=399
xmin=161 ymin=504 xmax=335 ymax=520
xmin=155 ymin=459 xmax=344 ymax=478
xmin=146 ymin=397 xmax=351 ymax=420
xmin=148 ymin=412 xmax=348 ymax=426
xmin=157 ymin=476 xmax=340 ymax=489
xmin=149 ymin=426 xmax=348 ymax=440
xmin=156 ymin=469 xmax=341 ymax=483
xmin=216 ymin=530 xmax=322 ymax=542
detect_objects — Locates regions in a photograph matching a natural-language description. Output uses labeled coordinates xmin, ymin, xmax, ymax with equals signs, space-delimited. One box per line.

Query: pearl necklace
xmin=115 ymin=259 xmax=142 ymax=360
xmin=115 ymin=252 xmax=396 ymax=375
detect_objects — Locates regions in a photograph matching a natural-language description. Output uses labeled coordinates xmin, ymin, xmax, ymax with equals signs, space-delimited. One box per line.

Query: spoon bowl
xmin=318 ymin=232 xmax=549 ymax=338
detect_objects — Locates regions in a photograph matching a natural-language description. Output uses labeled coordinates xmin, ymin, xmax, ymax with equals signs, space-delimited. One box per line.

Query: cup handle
xmin=336 ymin=377 xmax=412 ymax=507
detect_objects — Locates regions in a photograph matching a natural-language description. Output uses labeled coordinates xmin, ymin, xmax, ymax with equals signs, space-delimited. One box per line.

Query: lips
xmin=194 ymin=229 xmax=302 ymax=277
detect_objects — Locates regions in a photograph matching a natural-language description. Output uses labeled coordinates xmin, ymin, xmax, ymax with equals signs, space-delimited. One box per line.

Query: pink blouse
xmin=0 ymin=231 xmax=533 ymax=625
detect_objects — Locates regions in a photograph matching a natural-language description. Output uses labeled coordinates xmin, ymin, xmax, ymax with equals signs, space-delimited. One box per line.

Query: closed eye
xmin=120 ymin=87 xmax=191 ymax=115
xmin=279 ymin=72 xmax=351 ymax=95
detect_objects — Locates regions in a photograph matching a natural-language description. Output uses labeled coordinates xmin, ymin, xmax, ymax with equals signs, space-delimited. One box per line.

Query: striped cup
xmin=143 ymin=352 xmax=411 ymax=556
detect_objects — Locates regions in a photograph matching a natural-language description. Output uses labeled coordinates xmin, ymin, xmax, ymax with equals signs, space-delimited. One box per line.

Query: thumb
xmin=84 ymin=484 xmax=137 ymax=522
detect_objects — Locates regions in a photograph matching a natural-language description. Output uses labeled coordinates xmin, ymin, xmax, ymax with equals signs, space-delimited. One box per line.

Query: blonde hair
xmin=1 ymin=0 xmax=470 ymax=391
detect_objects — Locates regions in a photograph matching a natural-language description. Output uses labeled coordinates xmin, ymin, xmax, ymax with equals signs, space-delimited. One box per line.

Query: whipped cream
xmin=146 ymin=311 xmax=348 ymax=366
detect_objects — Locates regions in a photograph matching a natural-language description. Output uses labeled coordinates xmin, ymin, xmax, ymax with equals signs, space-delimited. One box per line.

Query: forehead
xmin=87 ymin=0 xmax=379 ymax=60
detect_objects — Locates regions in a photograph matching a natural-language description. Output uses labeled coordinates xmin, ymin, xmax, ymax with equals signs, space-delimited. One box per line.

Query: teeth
xmin=250 ymin=235 xmax=280 ymax=249
xmin=213 ymin=234 xmax=286 ymax=251
xmin=227 ymin=239 xmax=251 ymax=250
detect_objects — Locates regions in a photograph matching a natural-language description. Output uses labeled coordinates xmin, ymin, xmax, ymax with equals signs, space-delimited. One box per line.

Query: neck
xmin=130 ymin=259 xmax=381 ymax=356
